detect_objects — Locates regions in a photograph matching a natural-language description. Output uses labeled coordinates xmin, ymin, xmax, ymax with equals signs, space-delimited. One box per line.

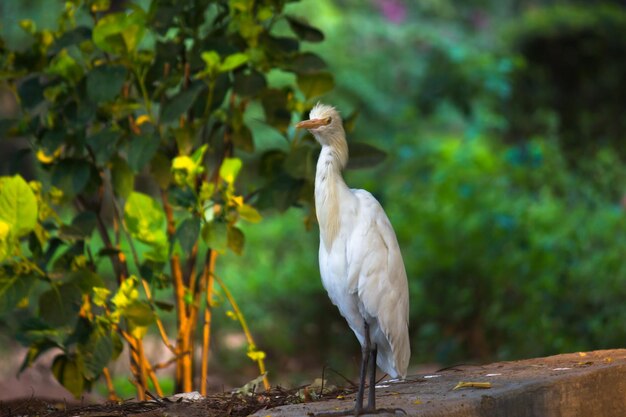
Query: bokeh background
xmin=2 ymin=0 xmax=626 ymax=397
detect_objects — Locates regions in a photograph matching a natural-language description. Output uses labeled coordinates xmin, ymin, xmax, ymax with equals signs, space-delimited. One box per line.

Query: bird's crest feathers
xmin=310 ymin=102 xmax=340 ymax=120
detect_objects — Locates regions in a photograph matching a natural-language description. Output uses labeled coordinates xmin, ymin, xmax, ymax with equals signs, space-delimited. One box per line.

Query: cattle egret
xmin=297 ymin=103 xmax=410 ymax=415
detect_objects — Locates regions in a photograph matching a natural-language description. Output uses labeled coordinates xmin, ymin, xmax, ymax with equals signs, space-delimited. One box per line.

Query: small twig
xmin=214 ymin=273 xmax=270 ymax=390
xmin=102 ymin=367 xmax=119 ymax=402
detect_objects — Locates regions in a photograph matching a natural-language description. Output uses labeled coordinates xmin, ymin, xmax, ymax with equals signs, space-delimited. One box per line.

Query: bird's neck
xmin=315 ymin=143 xmax=349 ymax=251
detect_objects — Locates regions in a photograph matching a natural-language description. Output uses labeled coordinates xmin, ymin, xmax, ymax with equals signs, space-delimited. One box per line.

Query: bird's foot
xmin=309 ymin=407 xmax=407 ymax=416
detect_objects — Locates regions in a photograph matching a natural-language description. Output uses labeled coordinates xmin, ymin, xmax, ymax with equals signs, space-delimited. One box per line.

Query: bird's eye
xmin=324 ymin=117 xmax=332 ymax=125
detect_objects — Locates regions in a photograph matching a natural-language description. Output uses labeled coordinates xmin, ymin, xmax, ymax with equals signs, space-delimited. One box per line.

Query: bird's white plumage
xmin=306 ymin=103 xmax=410 ymax=379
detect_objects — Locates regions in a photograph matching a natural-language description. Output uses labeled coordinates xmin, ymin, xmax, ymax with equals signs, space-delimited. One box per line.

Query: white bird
xmin=297 ymin=103 xmax=410 ymax=415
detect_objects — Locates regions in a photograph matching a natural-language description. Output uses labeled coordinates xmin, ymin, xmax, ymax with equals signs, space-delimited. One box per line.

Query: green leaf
xmin=72 ymin=212 xmax=98 ymax=237
xmin=201 ymin=221 xmax=227 ymax=253
xmin=124 ymin=192 xmax=167 ymax=246
xmin=284 ymin=145 xmax=316 ymax=180
xmin=124 ymin=300 xmax=155 ymax=327
xmin=66 ymin=270 xmax=105 ymax=294
xmin=297 ymin=72 xmax=334 ymax=99
xmin=160 ymin=82 xmax=205 ymax=123
xmin=125 ymin=300 xmax=155 ymax=339
xmin=259 ymin=149 xmax=287 ymax=178
xmin=260 ymin=88 xmax=291 ymax=133
xmin=51 ymin=159 xmax=92 ymax=196
xmin=220 ymin=157 xmax=243 ymax=184
xmin=92 ymin=11 xmax=146 ymax=55
xmin=51 ymin=354 xmax=85 ymax=398
xmin=18 ymin=76 xmax=45 ymax=110
xmin=0 ymin=175 xmax=38 ymax=238
xmin=346 ymin=142 xmax=387 ymax=169
xmin=111 ymin=157 xmax=134 ymax=198
xmin=59 ymin=212 xmax=98 ymax=240
xmin=87 ymin=65 xmax=127 ymax=103
xmin=238 ymin=204 xmax=262 ymax=223
xmin=201 ymin=51 xmax=221 ymax=71
xmin=232 ymin=125 xmax=254 ymax=153
xmin=286 ymin=16 xmax=324 ymax=42
xmin=176 ymin=217 xmax=200 ymax=254
xmin=86 ymin=128 xmax=120 ymax=165
xmin=82 ymin=331 xmax=113 ymax=380
xmin=46 ymin=50 xmax=83 ymax=83
xmin=219 ymin=53 xmax=249 ymax=73
xmin=150 ymin=153 xmax=172 ymax=189
xmin=127 ymin=133 xmax=160 ymax=173
xmin=154 ymin=300 xmax=174 ymax=311
xmin=50 ymin=26 xmax=92 ymax=53
xmin=227 ymin=225 xmax=245 ymax=255
xmin=0 ymin=274 xmax=36 ymax=314
xmin=39 ymin=284 xmax=83 ymax=327
xmin=291 ymin=52 xmax=328 ymax=75
xmin=233 ymin=70 xmax=266 ymax=97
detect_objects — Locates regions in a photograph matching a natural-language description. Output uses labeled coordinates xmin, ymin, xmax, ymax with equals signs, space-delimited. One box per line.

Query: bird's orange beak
xmin=296 ymin=117 xmax=331 ymax=129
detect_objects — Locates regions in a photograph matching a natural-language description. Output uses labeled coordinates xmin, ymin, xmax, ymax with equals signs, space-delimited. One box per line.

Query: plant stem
xmin=102 ymin=367 xmax=119 ymax=402
xmin=200 ymin=249 xmax=217 ymax=395
xmin=111 ymin=199 xmax=177 ymax=354
xmin=214 ymin=273 xmax=270 ymax=390
xmin=161 ymin=189 xmax=193 ymax=393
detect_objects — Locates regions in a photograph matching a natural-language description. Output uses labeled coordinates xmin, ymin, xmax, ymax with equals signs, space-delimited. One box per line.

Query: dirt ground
xmin=2 ymin=349 xmax=626 ymax=417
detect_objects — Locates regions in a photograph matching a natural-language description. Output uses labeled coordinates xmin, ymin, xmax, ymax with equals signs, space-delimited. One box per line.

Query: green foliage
xmin=0 ymin=0 xmax=391 ymax=398
xmin=506 ymin=4 xmax=626 ymax=160
xmin=0 ymin=176 xmax=38 ymax=241
xmin=390 ymin=135 xmax=626 ymax=363
xmin=212 ymin=0 xmax=626 ymax=381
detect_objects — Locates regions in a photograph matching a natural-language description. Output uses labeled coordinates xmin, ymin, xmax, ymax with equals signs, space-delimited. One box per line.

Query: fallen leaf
xmin=453 ymin=381 xmax=492 ymax=390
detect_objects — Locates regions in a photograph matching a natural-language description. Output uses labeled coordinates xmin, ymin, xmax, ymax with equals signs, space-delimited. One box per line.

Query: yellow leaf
xmin=238 ymin=204 xmax=262 ymax=223
xmin=231 ymin=195 xmax=244 ymax=207
xmin=93 ymin=287 xmax=111 ymax=307
xmin=136 ymin=114 xmax=151 ymax=126
xmin=130 ymin=325 xmax=148 ymax=339
xmin=247 ymin=349 xmax=266 ymax=361
xmin=219 ymin=157 xmax=242 ymax=184
xmin=413 ymin=400 xmax=422 ymax=405
xmin=226 ymin=310 xmax=237 ymax=320
xmin=0 ymin=220 xmax=10 ymax=241
xmin=37 ymin=148 xmax=62 ymax=164
xmin=453 ymin=381 xmax=492 ymax=390
xmin=172 ymin=155 xmax=195 ymax=172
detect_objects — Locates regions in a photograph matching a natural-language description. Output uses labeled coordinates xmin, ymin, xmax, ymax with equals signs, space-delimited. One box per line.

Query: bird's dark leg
xmin=353 ymin=321 xmax=371 ymax=415
xmin=366 ymin=346 xmax=378 ymax=410
xmin=311 ymin=322 xmax=405 ymax=416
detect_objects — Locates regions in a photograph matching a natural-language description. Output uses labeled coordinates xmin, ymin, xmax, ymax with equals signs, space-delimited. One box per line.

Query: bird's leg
xmin=353 ymin=321 xmax=371 ymax=415
xmin=312 ymin=322 xmax=404 ymax=416
xmin=366 ymin=346 xmax=378 ymax=410
xmin=362 ymin=333 xmax=406 ymax=416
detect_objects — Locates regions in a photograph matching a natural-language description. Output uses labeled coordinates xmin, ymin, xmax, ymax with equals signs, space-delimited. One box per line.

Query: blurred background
xmin=2 ymin=0 xmax=626 ymax=398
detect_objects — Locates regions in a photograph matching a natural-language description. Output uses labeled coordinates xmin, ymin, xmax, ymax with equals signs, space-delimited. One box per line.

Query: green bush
xmin=506 ymin=4 xmax=626 ymax=159
xmin=387 ymin=134 xmax=626 ymax=363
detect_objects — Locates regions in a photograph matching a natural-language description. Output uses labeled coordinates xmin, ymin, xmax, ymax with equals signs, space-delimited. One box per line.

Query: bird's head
xmin=296 ymin=103 xmax=345 ymax=147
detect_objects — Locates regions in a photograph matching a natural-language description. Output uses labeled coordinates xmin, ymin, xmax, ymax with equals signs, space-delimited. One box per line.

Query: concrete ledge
xmin=252 ymin=349 xmax=626 ymax=416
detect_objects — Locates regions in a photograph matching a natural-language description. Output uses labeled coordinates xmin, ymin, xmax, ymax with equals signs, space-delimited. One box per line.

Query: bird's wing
xmin=346 ymin=189 xmax=410 ymax=378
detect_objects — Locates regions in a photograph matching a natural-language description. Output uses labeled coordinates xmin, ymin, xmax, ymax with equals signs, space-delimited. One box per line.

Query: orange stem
xmin=200 ymin=250 xmax=217 ymax=395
